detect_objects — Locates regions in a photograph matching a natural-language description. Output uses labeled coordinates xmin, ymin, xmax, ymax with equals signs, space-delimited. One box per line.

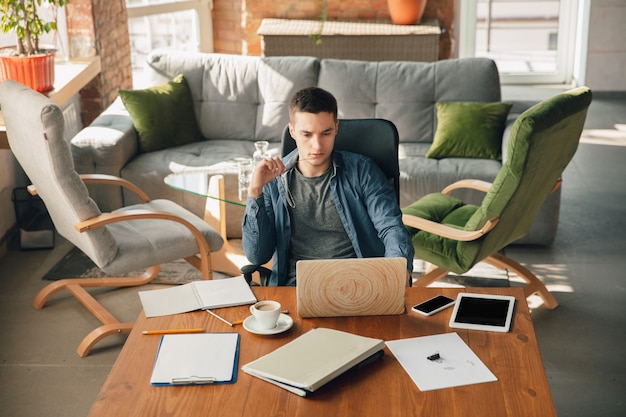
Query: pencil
xmin=142 ymin=328 xmax=204 ymax=335
xmin=206 ymin=309 xmax=234 ymax=327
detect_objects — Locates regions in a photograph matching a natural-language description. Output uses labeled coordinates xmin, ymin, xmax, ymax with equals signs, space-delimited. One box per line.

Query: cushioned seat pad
xmin=403 ymin=194 xmax=479 ymax=274
xmin=398 ymin=143 xmax=501 ymax=208
xmin=104 ymin=199 xmax=224 ymax=275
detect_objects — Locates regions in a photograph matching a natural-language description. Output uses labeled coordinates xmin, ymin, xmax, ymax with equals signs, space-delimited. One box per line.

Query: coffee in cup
xmin=250 ymin=300 xmax=281 ymax=329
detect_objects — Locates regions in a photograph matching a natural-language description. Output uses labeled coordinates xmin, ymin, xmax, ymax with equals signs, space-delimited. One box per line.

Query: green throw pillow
xmin=426 ymin=101 xmax=513 ymax=160
xmin=119 ymin=74 xmax=200 ymax=153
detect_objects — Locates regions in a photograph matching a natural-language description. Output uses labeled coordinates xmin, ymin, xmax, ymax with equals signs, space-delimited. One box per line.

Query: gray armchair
xmin=0 ymin=80 xmax=224 ymax=356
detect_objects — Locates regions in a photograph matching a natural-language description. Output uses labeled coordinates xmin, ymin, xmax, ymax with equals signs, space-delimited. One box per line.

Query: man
xmin=242 ymin=87 xmax=414 ymax=286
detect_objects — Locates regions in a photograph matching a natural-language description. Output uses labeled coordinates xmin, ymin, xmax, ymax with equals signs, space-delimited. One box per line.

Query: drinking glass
xmin=237 ymin=158 xmax=253 ymax=201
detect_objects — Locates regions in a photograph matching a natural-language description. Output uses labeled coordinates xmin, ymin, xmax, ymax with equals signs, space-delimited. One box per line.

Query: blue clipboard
xmin=150 ymin=332 xmax=240 ymax=386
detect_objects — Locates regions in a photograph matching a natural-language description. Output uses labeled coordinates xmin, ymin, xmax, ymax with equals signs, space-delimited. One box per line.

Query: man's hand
xmin=248 ymin=156 xmax=285 ymax=198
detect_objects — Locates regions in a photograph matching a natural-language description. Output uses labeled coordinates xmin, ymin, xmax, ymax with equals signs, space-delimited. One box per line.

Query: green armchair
xmin=403 ymin=87 xmax=592 ymax=309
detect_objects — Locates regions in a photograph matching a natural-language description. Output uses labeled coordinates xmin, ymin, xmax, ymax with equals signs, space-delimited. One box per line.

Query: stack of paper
xmin=138 ymin=276 xmax=257 ymax=317
xmin=242 ymin=328 xmax=385 ymax=396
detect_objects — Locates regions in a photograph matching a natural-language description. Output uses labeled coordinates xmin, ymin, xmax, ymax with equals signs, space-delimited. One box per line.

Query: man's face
xmin=288 ymin=111 xmax=338 ymax=177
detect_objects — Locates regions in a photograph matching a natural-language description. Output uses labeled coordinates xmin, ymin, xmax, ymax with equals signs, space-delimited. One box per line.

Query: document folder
xmin=242 ymin=328 xmax=384 ymax=396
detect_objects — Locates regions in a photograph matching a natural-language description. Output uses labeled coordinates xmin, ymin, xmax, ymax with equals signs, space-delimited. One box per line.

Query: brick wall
xmin=212 ymin=0 xmax=245 ymax=54
xmin=65 ymin=0 xmax=133 ymax=126
xmin=213 ymin=0 xmax=453 ymax=59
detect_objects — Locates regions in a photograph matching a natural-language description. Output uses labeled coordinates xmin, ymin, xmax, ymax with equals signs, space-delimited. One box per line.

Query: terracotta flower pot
xmin=0 ymin=47 xmax=56 ymax=93
xmin=387 ymin=0 xmax=427 ymax=25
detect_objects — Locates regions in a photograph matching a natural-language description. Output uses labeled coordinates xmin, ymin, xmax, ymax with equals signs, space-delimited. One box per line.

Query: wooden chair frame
xmin=403 ymin=179 xmax=560 ymax=310
xmin=31 ymin=174 xmax=214 ymax=356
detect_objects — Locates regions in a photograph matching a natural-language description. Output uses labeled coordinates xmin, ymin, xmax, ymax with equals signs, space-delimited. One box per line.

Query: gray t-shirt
xmin=287 ymin=166 xmax=356 ymax=281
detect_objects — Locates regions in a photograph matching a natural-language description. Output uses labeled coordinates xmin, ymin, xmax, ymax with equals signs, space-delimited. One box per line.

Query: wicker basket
xmin=258 ymin=19 xmax=440 ymax=62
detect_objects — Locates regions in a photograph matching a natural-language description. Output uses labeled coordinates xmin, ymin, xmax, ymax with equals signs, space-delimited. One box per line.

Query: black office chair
xmin=281 ymin=118 xmax=400 ymax=202
xmin=241 ymin=118 xmax=400 ymax=286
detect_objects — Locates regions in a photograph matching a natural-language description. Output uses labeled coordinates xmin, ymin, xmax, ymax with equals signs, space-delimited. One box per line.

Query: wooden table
xmin=88 ymin=287 xmax=556 ymax=417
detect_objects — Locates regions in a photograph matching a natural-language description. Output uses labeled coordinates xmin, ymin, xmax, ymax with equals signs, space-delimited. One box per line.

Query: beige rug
xmin=45 ymin=247 xmax=513 ymax=287
xmin=42 ymin=247 xmax=232 ymax=284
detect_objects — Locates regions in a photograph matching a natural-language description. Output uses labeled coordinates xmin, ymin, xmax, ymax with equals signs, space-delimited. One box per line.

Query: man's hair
xmin=289 ymin=87 xmax=338 ymax=121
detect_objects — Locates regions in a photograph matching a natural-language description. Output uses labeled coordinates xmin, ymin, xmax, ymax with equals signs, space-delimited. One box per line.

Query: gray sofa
xmin=72 ymin=50 xmax=558 ymax=244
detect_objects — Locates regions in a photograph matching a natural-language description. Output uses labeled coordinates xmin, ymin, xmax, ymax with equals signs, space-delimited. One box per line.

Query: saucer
xmin=243 ymin=313 xmax=293 ymax=335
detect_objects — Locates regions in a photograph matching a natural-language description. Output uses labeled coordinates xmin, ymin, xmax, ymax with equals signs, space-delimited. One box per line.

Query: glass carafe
xmin=252 ymin=140 xmax=270 ymax=167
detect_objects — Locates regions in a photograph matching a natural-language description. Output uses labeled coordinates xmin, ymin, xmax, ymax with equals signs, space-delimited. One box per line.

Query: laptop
xmin=296 ymin=257 xmax=407 ymax=318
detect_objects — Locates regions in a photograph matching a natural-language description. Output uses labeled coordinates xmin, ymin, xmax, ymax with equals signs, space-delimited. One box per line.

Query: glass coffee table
xmin=165 ymin=168 xmax=252 ymax=277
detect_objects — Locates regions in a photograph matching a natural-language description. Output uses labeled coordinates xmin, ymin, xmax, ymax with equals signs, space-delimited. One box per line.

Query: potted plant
xmin=0 ymin=0 xmax=69 ymax=92
xmin=387 ymin=0 xmax=427 ymax=25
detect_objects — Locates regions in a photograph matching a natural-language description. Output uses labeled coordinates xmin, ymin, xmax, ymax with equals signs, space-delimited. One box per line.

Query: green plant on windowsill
xmin=309 ymin=0 xmax=328 ymax=45
xmin=0 ymin=0 xmax=70 ymax=92
xmin=1 ymin=0 xmax=69 ymax=56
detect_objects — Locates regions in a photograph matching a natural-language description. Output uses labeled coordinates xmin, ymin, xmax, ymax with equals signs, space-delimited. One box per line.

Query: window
xmin=126 ymin=0 xmax=213 ymax=86
xmin=459 ymin=0 xmax=581 ymax=84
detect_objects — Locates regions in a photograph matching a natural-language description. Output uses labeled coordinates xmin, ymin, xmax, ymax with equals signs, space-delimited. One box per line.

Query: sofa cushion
xmin=398 ymin=142 xmax=502 ymax=208
xmin=143 ymin=51 xmax=320 ymax=143
xmin=119 ymin=74 xmax=200 ymax=153
xmin=318 ymin=57 xmax=503 ymax=144
xmin=426 ymin=101 xmax=512 ymax=160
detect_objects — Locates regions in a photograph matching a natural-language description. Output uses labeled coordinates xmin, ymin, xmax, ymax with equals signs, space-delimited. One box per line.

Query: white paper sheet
xmin=386 ymin=332 xmax=497 ymax=391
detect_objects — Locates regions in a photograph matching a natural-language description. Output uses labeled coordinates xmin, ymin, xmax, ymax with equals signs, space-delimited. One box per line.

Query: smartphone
xmin=411 ymin=295 xmax=455 ymax=316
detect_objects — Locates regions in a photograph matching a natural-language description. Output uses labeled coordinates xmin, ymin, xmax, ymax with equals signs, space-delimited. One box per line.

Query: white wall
xmin=583 ymin=0 xmax=626 ymax=92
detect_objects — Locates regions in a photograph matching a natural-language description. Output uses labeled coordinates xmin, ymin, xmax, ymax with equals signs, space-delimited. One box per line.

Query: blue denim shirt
xmin=242 ymin=150 xmax=414 ymax=286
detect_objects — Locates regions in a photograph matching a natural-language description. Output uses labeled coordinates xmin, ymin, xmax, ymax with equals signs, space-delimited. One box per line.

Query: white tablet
xmin=449 ymin=293 xmax=516 ymax=333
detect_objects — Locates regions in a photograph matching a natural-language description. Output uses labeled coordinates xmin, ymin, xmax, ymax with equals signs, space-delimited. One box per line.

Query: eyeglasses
xmin=278 ymin=175 xmax=296 ymax=208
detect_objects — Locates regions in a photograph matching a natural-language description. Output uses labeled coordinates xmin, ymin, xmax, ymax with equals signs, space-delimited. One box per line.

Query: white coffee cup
xmin=249 ymin=300 xmax=281 ymax=330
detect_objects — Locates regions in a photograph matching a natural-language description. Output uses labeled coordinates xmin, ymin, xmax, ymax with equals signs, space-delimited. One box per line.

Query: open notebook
xmin=296 ymin=257 xmax=407 ymax=317
xmin=138 ymin=276 xmax=257 ymax=318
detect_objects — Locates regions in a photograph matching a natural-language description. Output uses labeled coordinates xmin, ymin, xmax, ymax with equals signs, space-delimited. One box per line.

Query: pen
xmin=142 ymin=328 xmax=204 ymax=335
xmin=206 ymin=309 xmax=234 ymax=327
